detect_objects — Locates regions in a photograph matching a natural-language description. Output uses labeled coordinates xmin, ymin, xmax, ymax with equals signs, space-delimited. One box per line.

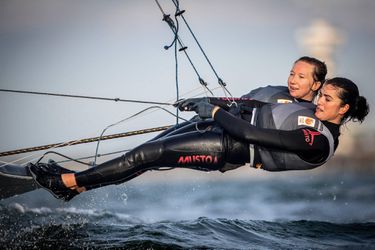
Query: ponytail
xmin=353 ymin=95 xmax=370 ymax=123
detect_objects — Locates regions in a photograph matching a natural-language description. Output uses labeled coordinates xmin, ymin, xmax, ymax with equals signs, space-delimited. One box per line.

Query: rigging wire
xmin=0 ymin=133 xmax=91 ymax=167
xmin=50 ymin=148 xmax=168 ymax=172
xmin=0 ymin=85 xmax=219 ymax=166
xmin=156 ymin=0 xmax=235 ymax=107
xmin=37 ymin=151 xmax=92 ymax=166
xmin=170 ymin=0 xmax=233 ymax=98
xmin=0 ymin=1 xmax=237 ymax=167
xmin=0 ymin=125 xmax=173 ymax=159
xmin=56 ymin=149 xmax=130 ymax=164
xmin=155 ymin=0 xmax=214 ymax=96
xmin=0 ymin=88 xmax=172 ymax=106
xmin=0 ymin=106 xmax=185 ymax=167
xmin=173 ymin=3 xmax=180 ymax=124
xmin=92 ymin=105 xmax=187 ymax=166
xmin=156 ymin=0 xmax=182 ymax=124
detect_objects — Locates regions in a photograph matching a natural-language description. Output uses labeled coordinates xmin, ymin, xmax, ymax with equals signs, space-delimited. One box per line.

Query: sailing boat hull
xmin=0 ymin=163 xmax=38 ymax=199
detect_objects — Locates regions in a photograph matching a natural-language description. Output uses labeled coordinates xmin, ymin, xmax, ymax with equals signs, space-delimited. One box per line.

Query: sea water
xmin=1 ymin=167 xmax=374 ymax=249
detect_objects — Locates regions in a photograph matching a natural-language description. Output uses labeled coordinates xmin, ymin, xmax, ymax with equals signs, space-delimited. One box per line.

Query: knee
xmin=125 ymin=141 xmax=164 ymax=167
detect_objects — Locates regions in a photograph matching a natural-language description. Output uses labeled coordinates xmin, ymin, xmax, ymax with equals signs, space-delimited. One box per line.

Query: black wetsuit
xmin=74 ymin=99 xmax=340 ymax=190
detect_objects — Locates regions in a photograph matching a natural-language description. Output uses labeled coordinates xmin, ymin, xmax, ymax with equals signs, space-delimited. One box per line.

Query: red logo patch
xmin=302 ymin=129 xmax=321 ymax=146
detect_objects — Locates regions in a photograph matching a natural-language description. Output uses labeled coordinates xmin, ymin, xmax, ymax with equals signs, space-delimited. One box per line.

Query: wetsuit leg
xmin=149 ymin=121 xmax=191 ymax=141
xmin=75 ymin=127 xmax=228 ymax=189
xmin=148 ymin=116 xmax=205 ymax=141
xmin=154 ymin=119 xmax=217 ymax=139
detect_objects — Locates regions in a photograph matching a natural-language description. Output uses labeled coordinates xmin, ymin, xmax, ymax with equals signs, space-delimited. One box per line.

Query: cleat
xmin=28 ymin=162 xmax=78 ymax=201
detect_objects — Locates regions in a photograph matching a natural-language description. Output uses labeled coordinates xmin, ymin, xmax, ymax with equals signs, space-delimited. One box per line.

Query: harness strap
xmin=249 ymin=107 xmax=257 ymax=168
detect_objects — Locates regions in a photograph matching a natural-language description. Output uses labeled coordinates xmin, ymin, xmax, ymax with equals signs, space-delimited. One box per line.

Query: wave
xmin=1 ymin=204 xmax=374 ymax=250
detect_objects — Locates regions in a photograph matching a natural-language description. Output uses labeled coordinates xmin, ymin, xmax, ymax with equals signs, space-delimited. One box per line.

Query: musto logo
xmin=177 ymin=155 xmax=218 ymax=164
xmin=302 ymin=129 xmax=321 ymax=146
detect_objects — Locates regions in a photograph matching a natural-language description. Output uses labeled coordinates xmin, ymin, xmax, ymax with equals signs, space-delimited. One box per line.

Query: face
xmin=288 ymin=61 xmax=321 ymax=101
xmin=315 ymin=84 xmax=349 ymax=124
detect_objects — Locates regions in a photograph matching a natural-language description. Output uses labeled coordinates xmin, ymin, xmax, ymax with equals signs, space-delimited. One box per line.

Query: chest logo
xmin=298 ymin=116 xmax=316 ymax=127
xmin=277 ymin=99 xmax=293 ymax=104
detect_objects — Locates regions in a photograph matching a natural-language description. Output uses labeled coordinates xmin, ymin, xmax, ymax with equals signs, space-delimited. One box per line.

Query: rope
xmin=173 ymin=4 xmax=180 ymax=124
xmin=0 ymin=125 xmax=172 ymax=157
xmin=0 ymin=1 xmax=235 ymax=166
xmin=0 ymin=88 xmax=172 ymax=106
xmin=170 ymin=0 xmax=231 ymax=95
xmin=155 ymin=0 xmax=214 ymax=96
xmin=171 ymin=0 xmax=232 ymax=98
xmin=92 ymin=105 xmax=185 ymax=166
xmin=0 ymin=85 xmax=216 ymax=166
xmin=56 ymin=149 xmax=130 ymax=164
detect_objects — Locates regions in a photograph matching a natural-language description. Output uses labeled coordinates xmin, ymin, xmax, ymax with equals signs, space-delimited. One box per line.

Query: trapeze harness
xmin=154 ymin=85 xmax=299 ymax=141
xmin=73 ymin=100 xmax=340 ymax=190
xmin=241 ymin=85 xmax=297 ymax=103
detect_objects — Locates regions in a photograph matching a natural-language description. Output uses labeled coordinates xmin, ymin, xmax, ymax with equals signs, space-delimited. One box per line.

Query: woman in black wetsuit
xmin=29 ymin=77 xmax=369 ymax=201
xmin=243 ymin=55 xmax=327 ymax=103
xmin=148 ymin=55 xmax=327 ymax=143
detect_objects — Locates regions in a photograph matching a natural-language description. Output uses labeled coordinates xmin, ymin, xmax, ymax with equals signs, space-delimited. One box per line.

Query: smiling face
xmin=315 ymin=84 xmax=350 ymax=124
xmin=287 ymin=61 xmax=321 ymax=101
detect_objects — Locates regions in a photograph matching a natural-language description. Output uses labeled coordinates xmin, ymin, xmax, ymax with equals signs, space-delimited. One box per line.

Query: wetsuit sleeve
xmin=208 ymin=97 xmax=266 ymax=110
xmin=213 ymin=108 xmax=329 ymax=163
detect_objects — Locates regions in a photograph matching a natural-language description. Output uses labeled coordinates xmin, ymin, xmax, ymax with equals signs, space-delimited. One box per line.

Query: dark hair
xmin=325 ymin=77 xmax=369 ymax=123
xmin=295 ymin=56 xmax=327 ymax=89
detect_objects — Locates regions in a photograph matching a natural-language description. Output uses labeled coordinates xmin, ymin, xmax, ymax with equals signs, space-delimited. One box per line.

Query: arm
xmin=177 ymin=97 xmax=267 ymax=112
xmin=207 ymin=97 xmax=267 ymax=110
xmin=212 ymin=107 xmax=329 ymax=163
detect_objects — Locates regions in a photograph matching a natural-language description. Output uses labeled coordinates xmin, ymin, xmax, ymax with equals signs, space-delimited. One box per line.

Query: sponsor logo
xmin=298 ymin=116 xmax=316 ymax=127
xmin=177 ymin=155 xmax=218 ymax=164
xmin=302 ymin=129 xmax=321 ymax=146
xmin=277 ymin=99 xmax=293 ymax=104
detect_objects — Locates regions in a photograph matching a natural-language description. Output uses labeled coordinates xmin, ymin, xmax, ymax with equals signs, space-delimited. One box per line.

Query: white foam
xmin=10 ymin=202 xmax=26 ymax=213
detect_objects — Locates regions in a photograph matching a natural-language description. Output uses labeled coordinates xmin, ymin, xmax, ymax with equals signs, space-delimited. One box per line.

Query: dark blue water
xmin=1 ymin=168 xmax=375 ymax=249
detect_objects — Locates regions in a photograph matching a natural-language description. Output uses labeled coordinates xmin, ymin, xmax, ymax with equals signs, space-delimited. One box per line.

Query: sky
xmin=1 ymin=0 xmax=375 ymax=167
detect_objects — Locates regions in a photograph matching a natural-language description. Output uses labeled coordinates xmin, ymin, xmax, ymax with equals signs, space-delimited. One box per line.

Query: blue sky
xmin=1 ymin=0 xmax=374 ymax=165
